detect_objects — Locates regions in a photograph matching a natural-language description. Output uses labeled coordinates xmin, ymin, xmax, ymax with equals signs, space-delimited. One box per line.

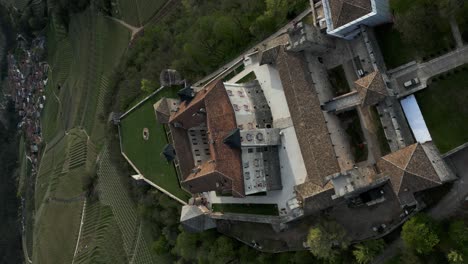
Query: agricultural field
xmin=120 ymin=87 xmax=190 ymax=202
xmin=116 ymin=0 xmax=168 ymax=26
xmin=32 ymin=4 xmax=163 ymax=263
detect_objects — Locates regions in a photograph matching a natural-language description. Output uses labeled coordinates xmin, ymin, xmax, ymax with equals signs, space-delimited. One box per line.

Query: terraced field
xmin=32 ymin=5 xmax=160 ymax=263
xmin=116 ymin=0 xmax=168 ymax=26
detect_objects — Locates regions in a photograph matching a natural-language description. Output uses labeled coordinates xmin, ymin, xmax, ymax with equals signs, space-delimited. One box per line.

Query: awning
xmin=400 ymin=95 xmax=432 ymax=143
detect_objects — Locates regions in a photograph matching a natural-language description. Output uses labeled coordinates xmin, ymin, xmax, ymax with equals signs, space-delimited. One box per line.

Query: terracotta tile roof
xmin=170 ymin=126 xmax=195 ymax=180
xmin=328 ymin=0 xmax=372 ymax=29
xmin=355 ymin=71 xmax=387 ymax=107
xmin=154 ymin=98 xmax=170 ymax=124
xmin=377 ymin=143 xmax=442 ymax=204
xmin=296 ymin=181 xmax=336 ymax=213
xmin=275 ymin=46 xmax=339 ymax=188
xmin=169 ymin=81 xmax=244 ymax=197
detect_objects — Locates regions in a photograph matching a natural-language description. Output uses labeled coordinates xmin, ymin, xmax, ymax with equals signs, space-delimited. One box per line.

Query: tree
xmin=207 ymin=236 xmax=236 ymax=264
xmin=353 ymin=239 xmax=385 ymax=264
xmin=306 ymin=220 xmax=350 ymax=262
xmin=171 ymin=231 xmax=198 ymax=261
xmin=393 ymin=1 xmax=451 ymax=56
xmin=448 ymin=220 xmax=468 ymax=249
xmin=401 ymin=214 xmax=440 ymax=255
xmin=140 ymin=78 xmax=157 ymax=93
xmin=152 ymin=236 xmax=169 ymax=255
xmin=447 ymin=250 xmax=464 ymax=264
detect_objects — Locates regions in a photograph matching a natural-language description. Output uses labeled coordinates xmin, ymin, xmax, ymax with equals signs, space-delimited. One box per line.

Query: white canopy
xmin=400 ymin=95 xmax=432 ymax=143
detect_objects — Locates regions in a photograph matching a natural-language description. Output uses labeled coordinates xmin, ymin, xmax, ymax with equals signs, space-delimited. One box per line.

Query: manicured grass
xmin=415 ymin=66 xmax=468 ymax=154
xmin=328 ymin=65 xmax=350 ymax=96
xmin=212 ymin=203 xmax=279 ymax=216
xmin=236 ymin=71 xmax=257 ymax=83
xmin=120 ymin=87 xmax=190 ymax=201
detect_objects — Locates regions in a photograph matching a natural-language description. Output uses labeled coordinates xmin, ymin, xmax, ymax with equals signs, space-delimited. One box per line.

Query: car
xmin=403 ymin=78 xmax=420 ymax=88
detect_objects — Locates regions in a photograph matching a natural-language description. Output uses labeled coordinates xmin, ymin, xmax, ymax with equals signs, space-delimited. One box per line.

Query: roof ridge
xmin=410 ymin=171 xmax=441 ymax=184
xmin=403 ymin=143 xmax=419 ymax=171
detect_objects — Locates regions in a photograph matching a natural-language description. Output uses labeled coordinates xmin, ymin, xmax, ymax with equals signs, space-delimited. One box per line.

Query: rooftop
xmin=328 ymin=0 xmax=373 ymax=29
xmin=377 ymin=143 xmax=442 ymax=205
xmin=275 ymin=46 xmax=340 ymax=191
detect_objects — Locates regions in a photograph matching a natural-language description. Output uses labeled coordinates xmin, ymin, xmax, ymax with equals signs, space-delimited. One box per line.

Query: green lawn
xmin=327 ymin=65 xmax=350 ymax=96
xmin=415 ymin=66 xmax=468 ymax=154
xmin=236 ymin=71 xmax=257 ymax=83
xmin=212 ymin=203 xmax=279 ymax=216
xmin=120 ymin=87 xmax=190 ymax=201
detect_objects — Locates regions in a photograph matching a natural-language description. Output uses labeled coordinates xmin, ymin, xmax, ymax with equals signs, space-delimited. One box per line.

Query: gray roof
xmin=180 ymin=205 xmax=216 ymax=233
xmin=328 ymin=0 xmax=373 ymax=29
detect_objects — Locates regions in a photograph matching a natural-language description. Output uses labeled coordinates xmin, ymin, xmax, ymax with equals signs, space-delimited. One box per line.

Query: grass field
xmin=116 ymin=0 xmax=167 ymax=26
xmin=212 ymin=203 xmax=279 ymax=216
xmin=415 ymin=66 xmax=468 ymax=154
xmin=120 ymin=87 xmax=190 ymax=201
xmin=33 ymin=201 xmax=83 ymax=264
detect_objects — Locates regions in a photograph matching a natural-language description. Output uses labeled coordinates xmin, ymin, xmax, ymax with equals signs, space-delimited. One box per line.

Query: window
xmin=244 ymin=104 xmax=249 ymax=111
xmin=233 ymin=104 xmax=240 ymax=111
xmin=246 ymin=133 xmax=253 ymax=141
xmin=245 ymin=172 xmax=250 ymax=180
xmin=254 ymin=159 xmax=259 ymax=167
xmin=248 ymin=148 xmax=254 ymax=153
xmin=244 ymin=162 xmax=249 ymax=168
xmin=238 ymin=90 xmax=245 ymax=97
xmin=227 ymin=90 xmax=233 ymax=96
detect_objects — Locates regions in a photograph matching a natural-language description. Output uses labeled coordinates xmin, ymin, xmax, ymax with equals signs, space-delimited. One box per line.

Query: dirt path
xmin=71 ymin=200 xmax=87 ymax=264
xmin=107 ymin=16 xmax=143 ymax=41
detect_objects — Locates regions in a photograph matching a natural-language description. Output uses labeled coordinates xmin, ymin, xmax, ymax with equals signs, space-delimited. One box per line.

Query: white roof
xmin=400 ymin=95 xmax=432 ymax=143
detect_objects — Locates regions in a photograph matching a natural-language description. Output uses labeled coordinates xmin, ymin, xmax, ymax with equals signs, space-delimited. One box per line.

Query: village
xmin=6 ymin=35 xmax=48 ymax=187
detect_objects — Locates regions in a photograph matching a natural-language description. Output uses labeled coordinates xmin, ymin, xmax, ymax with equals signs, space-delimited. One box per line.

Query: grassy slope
xmin=117 ymin=0 xmax=167 ymax=26
xmin=33 ymin=5 xmax=164 ymax=263
xmin=120 ymin=87 xmax=190 ymax=201
xmin=416 ymin=67 xmax=468 ymax=153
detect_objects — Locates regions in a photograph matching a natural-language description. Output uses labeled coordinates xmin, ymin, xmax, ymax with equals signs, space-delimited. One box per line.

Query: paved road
xmin=390 ymin=45 xmax=468 ymax=97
